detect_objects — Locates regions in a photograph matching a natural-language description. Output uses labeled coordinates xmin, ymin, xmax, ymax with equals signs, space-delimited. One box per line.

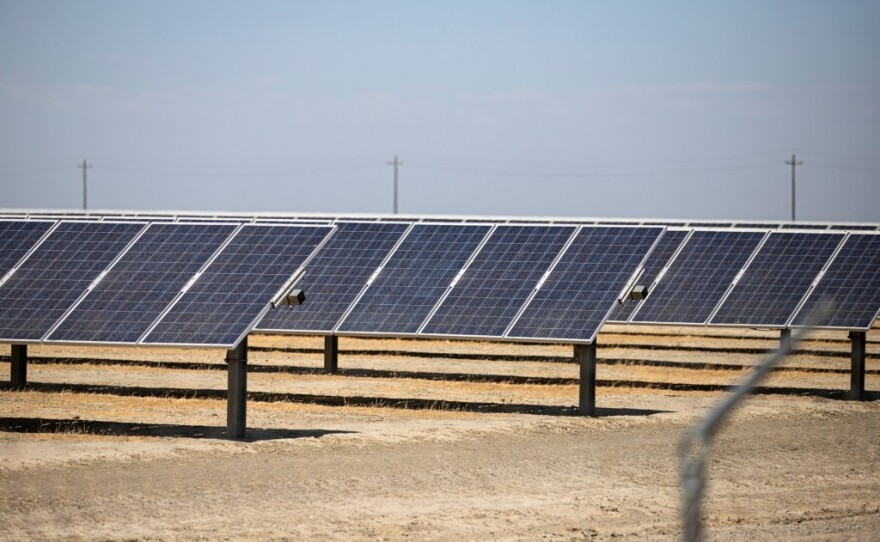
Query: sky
xmin=1 ymin=1 xmax=878 ymax=221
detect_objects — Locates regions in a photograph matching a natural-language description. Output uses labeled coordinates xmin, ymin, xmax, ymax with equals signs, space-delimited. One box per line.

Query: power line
xmin=407 ymin=161 xmax=778 ymax=180
xmin=99 ymin=162 xmax=383 ymax=178
xmin=811 ymin=162 xmax=880 ymax=174
xmin=401 ymin=150 xmax=790 ymax=170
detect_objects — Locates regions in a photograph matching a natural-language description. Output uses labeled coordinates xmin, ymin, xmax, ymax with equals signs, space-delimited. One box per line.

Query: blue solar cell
xmin=0 ymin=220 xmax=55 ymax=277
xmin=507 ymin=226 xmax=663 ymax=342
xmin=421 ymin=225 xmax=575 ymax=337
xmin=142 ymin=224 xmax=332 ymax=346
xmin=256 ymin=222 xmax=409 ymax=333
xmin=337 ymin=224 xmax=491 ymax=335
xmin=46 ymin=223 xmax=238 ymax=343
xmin=710 ymin=232 xmax=843 ymax=327
xmin=792 ymin=233 xmax=880 ymax=329
xmin=0 ymin=221 xmax=146 ymax=341
xmin=630 ymin=230 xmax=766 ymax=324
xmin=607 ymin=229 xmax=689 ymax=323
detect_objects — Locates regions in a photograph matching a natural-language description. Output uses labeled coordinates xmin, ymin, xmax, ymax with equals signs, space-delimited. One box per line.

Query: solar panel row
xmin=1 ymin=214 xmax=878 ymax=352
xmin=0 ymin=220 xmax=333 ymax=348
xmin=6 ymin=210 xmax=880 ymax=232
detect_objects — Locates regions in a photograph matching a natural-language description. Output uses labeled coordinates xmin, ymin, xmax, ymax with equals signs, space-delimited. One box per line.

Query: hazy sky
xmin=1 ymin=1 xmax=878 ymax=221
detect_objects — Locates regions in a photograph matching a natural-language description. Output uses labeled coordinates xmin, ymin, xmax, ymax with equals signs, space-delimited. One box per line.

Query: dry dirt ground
xmin=1 ymin=325 xmax=878 ymax=541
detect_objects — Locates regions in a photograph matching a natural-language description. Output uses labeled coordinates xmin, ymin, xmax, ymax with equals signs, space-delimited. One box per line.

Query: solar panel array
xmin=0 ymin=220 xmax=333 ymax=348
xmin=607 ymin=229 xmax=690 ymax=323
xmin=257 ymin=221 xmax=410 ymax=333
xmin=508 ymin=226 xmax=663 ymax=342
xmin=630 ymin=230 xmax=767 ymax=325
xmin=1 ymin=211 xmax=879 ymax=350
xmin=421 ymin=225 xmax=575 ymax=338
xmin=142 ymin=225 xmax=331 ymax=346
xmin=791 ymin=233 xmax=880 ymax=330
xmin=0 ymin=222 xmax=145 ymax=341
xmin=337 ymin=224 xmax=491 ymax=335
xmin=710 ymin=232 xmax=844 ymax=327
xmin=47 ymin=223 xmax=238 ymax=344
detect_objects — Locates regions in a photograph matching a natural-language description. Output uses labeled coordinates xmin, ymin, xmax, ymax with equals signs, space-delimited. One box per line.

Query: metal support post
xmin=576 ymin=342 xmax=597 ymax=416
xmin=780 ymin=328 xmax=792 ymax=352
xmin=849 ymin=331 xmax=866 ymax=401
xmin=324 ymin=335 xmax=339 ymax=374
xmin=226 ymin=337 xmax=248 ymax=439
xmin=11 ymin=344 xmax=27 ymax=387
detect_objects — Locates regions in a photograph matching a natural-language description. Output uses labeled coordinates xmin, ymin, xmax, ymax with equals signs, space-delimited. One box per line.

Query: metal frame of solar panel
xmin=707 ymin=230 xmax=846 ymax=329
xmin=627 ymin=228 xmax=770 ymax=326
xmin=789 ymin=231 xmax=880 ymax=331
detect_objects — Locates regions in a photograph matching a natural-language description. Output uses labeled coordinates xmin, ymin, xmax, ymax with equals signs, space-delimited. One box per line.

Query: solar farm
xmin=1 ymin=209 xmax=879 ymax=540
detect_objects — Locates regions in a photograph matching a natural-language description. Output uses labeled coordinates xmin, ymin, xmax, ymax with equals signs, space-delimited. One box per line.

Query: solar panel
xmin=828 ymin=224 xmax=878 ymax=231
xmin=506 ymin=226 xmax=663 ymax=343
xmin=45 ymin=223 xmax=238 ymax=344
xmin=734 ymin=223 xmax=782 ymax=229
xmin=256 ymin=222 xmax=410 ymax=333
xmin=780 ymin=223 xmax=828 ymax=230
xmin=0 ymin=220 xmax=56 ymax=278
xmin=0 ymin=221 xmax=146 ymax=341
xmin=630 ymin=230 xmax=767 ymax=325
xmin=710 ymin=232 xmax=844 ymax=327
xmin=141 ymin=224 xmax=332 ymax=346
xmin=791 ymin=233 xmax=880 ymax=330
xmin=688 ymin=222 xmax=733 ymax=228
xmin=606 ymin=229 xmax=690 ymax=323
xmin=421 ymin=225 xmax=576 ymax=338
xmin=336 ymin=224 xmax=491 ymax=335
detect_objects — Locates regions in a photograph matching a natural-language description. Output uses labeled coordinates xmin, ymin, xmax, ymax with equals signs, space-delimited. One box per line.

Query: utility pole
xmin=785 ymin=154 xmax=802 ymax=221
xmin=77 ymin=159 xmax=92 ymax=210
xmin=387 ymin=155 xmax=402 ymax=214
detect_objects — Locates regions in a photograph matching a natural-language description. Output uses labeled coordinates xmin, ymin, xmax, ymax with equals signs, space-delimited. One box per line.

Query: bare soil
xmin=1 ymin=326 xmax=878 ymax=541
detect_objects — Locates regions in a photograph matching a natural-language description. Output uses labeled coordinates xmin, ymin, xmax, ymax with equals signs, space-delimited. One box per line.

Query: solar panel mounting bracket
xmin=181 ymin=272 xmax=203 ymax=294
xmin=617 ymin=266 xmax=645 ymax=304
xmin=87 ymin=270 xmax=109 ymax=291
xmin=534 ymin=270 xmax=552 ymax=291
xmin=270 ymin=268 xmax=306 ymax=309
xmin=449 ymin=269 xmax=466 ymax=288
xmin=0 ymin=269 xmax=15 ymax=288
xmin=366 ymin=266 xmax=384 ymax=286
